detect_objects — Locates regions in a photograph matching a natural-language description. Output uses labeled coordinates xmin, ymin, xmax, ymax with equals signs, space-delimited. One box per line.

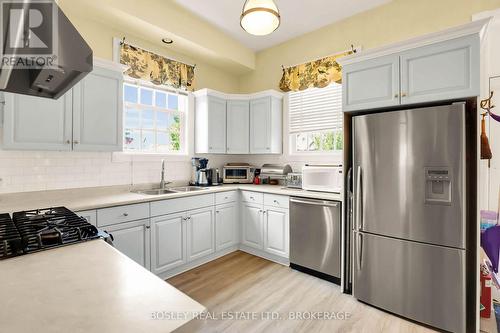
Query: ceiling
xmin=174 ymin=0 xmax=392 ymax=51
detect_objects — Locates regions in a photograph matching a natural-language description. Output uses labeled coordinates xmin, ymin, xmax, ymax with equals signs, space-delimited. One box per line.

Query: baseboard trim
xmin=238 ymin=244 xmax=290 ymax=266
xmin=158 ymin=246 xmax=238 ymax=280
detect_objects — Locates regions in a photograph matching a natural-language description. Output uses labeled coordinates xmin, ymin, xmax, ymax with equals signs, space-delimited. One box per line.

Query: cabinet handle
xmin=394 ymin=94 xmax=399 ymax=98
xmin=66 ymin=140 xmax=71 ymax=144
xmin=401 ymin=93 xmax=407 ymax=97
xmin=266 ymin=147 xmax=270 ymax=150
xmin=216 ymin=211 xmax=220 ymax=214
xmin=146 ymin=226 xmax=150 ymax=229
xmin=73 ymin=140 xmax=79 ymax=145
xmin=250 ymin=196 xmax=255 ymax=200
xmin=273 ymin=200 xmax=279 ymax=204
xmin=122 ymin=213 xmax=129 ymax=217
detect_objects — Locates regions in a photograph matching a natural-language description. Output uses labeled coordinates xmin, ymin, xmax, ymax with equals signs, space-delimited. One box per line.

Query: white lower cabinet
xmin=264 ymin=207 xmax=289 ymax=257
xmin=105 ymin=219 xmax=151 ymax=270
xmin=187 ymin=207 xmax=215 ymax=261
xmin=215 ymin=203 xmax=238 ymax=251
xmin=241 ymin=194 xmax=290 ymax=259
xmin=151 ymin=212 xmax=187 ymax=275
xmin=241 ymin=202 xmax=264 ymax=249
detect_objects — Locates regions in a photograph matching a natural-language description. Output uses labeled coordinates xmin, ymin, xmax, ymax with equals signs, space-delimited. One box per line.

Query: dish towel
xmin=482 ymin=226 xmax=500 ymax=273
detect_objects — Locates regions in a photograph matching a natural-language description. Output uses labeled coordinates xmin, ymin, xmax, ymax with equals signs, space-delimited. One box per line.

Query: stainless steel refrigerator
xmin=351 ymin=103 xmax=467 ymax=333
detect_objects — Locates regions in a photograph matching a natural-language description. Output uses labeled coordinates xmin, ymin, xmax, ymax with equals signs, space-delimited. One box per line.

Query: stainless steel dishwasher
xmin=290 ymin=197 xmax=341 ymax=283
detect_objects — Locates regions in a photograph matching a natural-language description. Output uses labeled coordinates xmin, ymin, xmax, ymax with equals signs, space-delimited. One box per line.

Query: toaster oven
xmin=222 ymin=163 xmax=253 ymax=184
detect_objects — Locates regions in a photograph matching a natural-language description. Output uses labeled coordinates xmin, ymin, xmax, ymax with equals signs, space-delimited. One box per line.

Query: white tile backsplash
xmin=0 ymin=150 xmax=194 ymax=194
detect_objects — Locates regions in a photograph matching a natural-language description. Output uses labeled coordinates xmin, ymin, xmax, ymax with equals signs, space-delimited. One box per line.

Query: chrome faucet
xmin=160 ymin=159 xmax=170 ymax=189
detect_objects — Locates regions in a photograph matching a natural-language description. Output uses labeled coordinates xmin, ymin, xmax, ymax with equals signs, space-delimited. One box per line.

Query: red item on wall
xmin=481 ymin=269 xmax=492 ymax=318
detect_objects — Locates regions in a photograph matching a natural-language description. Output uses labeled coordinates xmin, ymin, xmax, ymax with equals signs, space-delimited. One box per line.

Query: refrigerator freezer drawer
xmin=353 ymin=232 xmax=465 ymax=333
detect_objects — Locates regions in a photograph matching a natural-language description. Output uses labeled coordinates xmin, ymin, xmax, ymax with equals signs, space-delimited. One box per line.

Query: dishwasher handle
xmin=290 ymin=198 xmax=339 ymax=207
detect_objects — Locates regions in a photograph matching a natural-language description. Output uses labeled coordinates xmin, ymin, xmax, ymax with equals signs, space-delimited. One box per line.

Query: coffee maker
xmin=190 ymin=157 xmax=209 ymax=186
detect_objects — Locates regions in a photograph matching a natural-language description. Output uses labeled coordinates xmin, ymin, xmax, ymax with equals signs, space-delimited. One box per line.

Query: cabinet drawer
xmin=216 ymin=191 xmax=238 ymax=205
xmin=264 ymin=194 xmax=289 ymax=209
xmin=97 ymin=203 xmax=149 ymax=227
xmin=241 ymin=191 xmax=263 ymax=204
xmin=150 ymin=194 xmax=215 ymax=217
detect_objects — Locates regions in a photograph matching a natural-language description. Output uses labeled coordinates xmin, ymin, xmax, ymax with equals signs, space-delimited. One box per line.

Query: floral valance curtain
xmin=120 ymin=43 xmax=195 ymax=91
xmin=279 ymin=51 xmax=353 ymax=92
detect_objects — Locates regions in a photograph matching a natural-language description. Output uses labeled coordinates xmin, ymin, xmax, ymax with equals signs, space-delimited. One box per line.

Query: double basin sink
xmin=134 ymin=186 xmax=210 ymax=196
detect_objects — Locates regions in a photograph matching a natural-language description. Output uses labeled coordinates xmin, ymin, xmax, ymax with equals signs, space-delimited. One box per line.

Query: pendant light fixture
xmin=240 ymin=0 xmax=281 ymax=36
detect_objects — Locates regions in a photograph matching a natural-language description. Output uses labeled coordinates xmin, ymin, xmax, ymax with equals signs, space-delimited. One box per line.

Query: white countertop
xmin=0 ymin=184 xmax=342 ymax=214
xmin=0 ymin=240 xmax=205 ymax=333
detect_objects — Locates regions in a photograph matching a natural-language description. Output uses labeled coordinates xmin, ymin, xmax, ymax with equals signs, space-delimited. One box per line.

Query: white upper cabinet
xmin=249 ymin=96 xmax=282 ymax=154
xmin=341 ymin=21 xmax=484 ymax=112
xmin=2 ymin=59 xmax=125 ymax=151
xmin=3 ymin=91 xmax=73 ymax=150
xmin=226 ymin=100 xmax=250 ymax=154
xmin=194 ymin=89 xmax=283 ymax=155
xmin=342 ymin=55 xmax=400 ymax=112
xmin=195 ymin=94 xmax=226 ymax=154
xmin=72 ymin=66 xmax=124 ymax=151
xmin=400 ymin=35 xmax=480 ymax=105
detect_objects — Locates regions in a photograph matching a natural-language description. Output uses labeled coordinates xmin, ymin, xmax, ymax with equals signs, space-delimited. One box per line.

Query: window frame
xmin=122 ymin=79 xmax=189 ymax=156
xmin=286 ymin=84 xmax=344 ymax=157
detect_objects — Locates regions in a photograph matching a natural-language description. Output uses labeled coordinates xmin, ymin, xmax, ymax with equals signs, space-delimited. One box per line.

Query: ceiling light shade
xmin=240 ymin=0 xmax=280 ymax=36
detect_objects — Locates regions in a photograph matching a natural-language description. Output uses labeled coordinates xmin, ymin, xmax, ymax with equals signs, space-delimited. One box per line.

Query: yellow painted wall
xmin=68 ymin=15 xmax=241 ymax=93
xmin=239 ymin=0 xmax=500 ymax=93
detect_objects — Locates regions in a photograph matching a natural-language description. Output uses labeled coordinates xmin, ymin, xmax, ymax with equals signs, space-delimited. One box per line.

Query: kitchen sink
xmin=168 ymin=186 xmax=210 ymax=192
xmin=133 ymin=189 xmax=178 ymax=195
xmin=133 ymin=186 xmax=210 ymax=195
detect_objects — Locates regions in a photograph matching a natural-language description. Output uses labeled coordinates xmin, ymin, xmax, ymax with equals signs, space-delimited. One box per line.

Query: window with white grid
xmin=123 ymin=81 xmax=187 ymax=153
xmin=288 ymin=83 xmax=343 ymax=153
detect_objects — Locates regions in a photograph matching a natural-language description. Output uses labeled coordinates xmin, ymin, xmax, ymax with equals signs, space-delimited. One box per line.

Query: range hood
xmin=0 ymin=0 xmax=93 ymax=99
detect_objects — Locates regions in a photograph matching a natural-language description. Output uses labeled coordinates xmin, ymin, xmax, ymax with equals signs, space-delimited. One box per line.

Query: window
xmin=123 ymin=82 xmax=187 ymax=153
xmin=289 ymin=83 xmax=343 ymax=154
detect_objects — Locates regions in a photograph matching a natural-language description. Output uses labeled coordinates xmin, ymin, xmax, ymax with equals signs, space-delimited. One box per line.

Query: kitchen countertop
xmin=0 ymin=240 xmax=205 ymax=333
xmin=0 ymin=184 xmax=342 ymax=214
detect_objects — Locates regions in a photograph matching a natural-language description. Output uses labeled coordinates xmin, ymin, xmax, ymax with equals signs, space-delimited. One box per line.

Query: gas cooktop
xmin=0 ymin=207 xmax=106 ymax=260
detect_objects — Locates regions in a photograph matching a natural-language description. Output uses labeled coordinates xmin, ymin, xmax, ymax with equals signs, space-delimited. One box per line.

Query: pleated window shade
xmin=288 ymin=83 xmax=343 ymax=134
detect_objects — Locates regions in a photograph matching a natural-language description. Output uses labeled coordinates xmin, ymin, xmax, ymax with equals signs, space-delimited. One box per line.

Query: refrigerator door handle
xmin=347 ymin=167 xmax=353 ymax=229
xmin=356 ymin=232 xmax=363 ymax=272
xmin=356 ymin=165 xmax=362 ymax=231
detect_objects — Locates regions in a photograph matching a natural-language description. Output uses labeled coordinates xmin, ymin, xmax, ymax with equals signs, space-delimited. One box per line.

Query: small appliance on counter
xmin=190 ymin=157 xmax=210 ymax=186
xmin=302 ymin=164 xmax=342 ymax=193
xmin=286 ymin=173 xmax=303 ymax=189
xmin=208 ymin=168 xmax=222 ymax=186
xmin=260 ymin=164 xmax=292 ymax=185
xmin=223 ymin=163 xmax=254 ymax=184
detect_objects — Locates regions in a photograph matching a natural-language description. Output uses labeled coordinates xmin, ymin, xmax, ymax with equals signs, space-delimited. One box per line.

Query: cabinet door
xmin=226 ymin=100 xmax=249 ymax=154
xmin=215 ymin=203 xmax=238 ymax=251
xmin=187 ymin=207 xmax=215 ymax=261
xmin=241 ymin=203 xmax=264 ymax=249
xmin=343 ymin=55 xmax=400 ymax=112
xmin=400 ymin=35 xmax=480 ymax=105
xmin=207 ymin=96 xmax=226 ymax=154
xmin=105 ymin=219 xmax=151 ymax=270
xmin=264 ymin=207 xmax=289 ymax=258
xmin=2 ymin=91 xmax=73 ymax=150
xmin=250 ymin=97 xmax=272 ymax=154
xmin=72 ymin=67 xmax=123 ymax=151
xmin=151 ymin=212 xmax=186 ymax=274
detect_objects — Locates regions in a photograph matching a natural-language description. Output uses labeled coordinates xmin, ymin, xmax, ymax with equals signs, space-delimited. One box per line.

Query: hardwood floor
xmin=167 ymin=251 xmax=436 ymax=333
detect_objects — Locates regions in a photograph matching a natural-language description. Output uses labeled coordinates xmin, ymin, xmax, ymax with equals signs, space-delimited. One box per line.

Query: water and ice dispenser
xmin=425 ymin=168 xmax=452 ymax=205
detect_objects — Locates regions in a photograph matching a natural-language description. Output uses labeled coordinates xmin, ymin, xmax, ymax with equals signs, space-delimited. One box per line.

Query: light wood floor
xmin=167 ymin=251 xmax=436 ymax=333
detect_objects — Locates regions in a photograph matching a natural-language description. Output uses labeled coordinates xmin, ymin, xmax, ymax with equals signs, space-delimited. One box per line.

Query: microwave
xmin=223 ymin=164 xmax=254 ymax=184
xmin=302 ymin=165 xmax=343 ymax=193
